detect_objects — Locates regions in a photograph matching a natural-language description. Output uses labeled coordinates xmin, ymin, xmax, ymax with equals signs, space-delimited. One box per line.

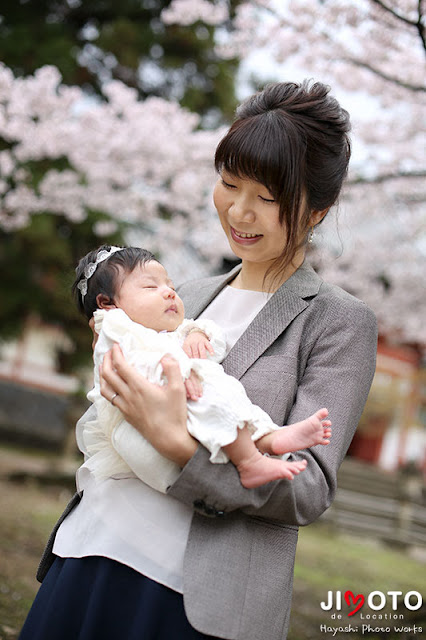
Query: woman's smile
xmin=213 ymin=173 xmax=287 ymax=270
xmin=230 ymin=226 xmax=263 ymax=245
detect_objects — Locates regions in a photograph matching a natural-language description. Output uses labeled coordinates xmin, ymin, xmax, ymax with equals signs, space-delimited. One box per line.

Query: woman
xmin=23 ymin=80 xmax=377 ymax=640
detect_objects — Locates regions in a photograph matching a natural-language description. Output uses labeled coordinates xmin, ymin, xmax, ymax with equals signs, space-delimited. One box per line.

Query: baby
xmin=74 ymin=245 xmax=331 ymax=491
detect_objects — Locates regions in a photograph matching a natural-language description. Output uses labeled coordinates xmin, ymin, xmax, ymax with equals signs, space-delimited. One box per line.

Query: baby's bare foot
xmin=270 ymin=408 xmax=331 ymax=456
xmin=237 ymin=452 xmax=307 ymax=489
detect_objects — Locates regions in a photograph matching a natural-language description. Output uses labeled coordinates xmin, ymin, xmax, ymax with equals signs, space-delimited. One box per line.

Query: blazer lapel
xmin=190 ymin=262 xmax=322 ymax=380
xmin=183 ymin=264 xmax=242 ymax=319
xmin=183 ymin=261 xmax=322 ymax=380
xmin=222 ymin=289 xmax=308 ymax=379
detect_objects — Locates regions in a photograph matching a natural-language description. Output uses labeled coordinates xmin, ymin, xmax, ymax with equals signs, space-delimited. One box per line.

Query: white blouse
xmin=53 ymin=284 xmax=272 ymax=593
xmin=198 ymin=285 xmax=273 ymax=349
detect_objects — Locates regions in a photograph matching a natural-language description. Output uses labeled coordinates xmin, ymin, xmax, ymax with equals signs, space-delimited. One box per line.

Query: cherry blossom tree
xmin=0 ymin=63 xmax=227 ymax=369
xmin=0 ymin=63 xmax=226 ymax=262
xmin=163 ymin=0 xmax=426 ymax=348
xmin=0 ymin=0 xmax=240 ymax=122
xmin=0 ymin=0 xmax=425 ymax=352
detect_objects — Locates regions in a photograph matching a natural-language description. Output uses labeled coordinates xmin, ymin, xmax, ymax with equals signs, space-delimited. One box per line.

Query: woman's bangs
xmin=215 ymin=116 xmax=289 ymax=199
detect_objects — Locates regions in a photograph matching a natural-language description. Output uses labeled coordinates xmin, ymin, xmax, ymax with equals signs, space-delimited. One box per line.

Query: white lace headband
xmin=77 ymin=246 xmax=123 ymax=299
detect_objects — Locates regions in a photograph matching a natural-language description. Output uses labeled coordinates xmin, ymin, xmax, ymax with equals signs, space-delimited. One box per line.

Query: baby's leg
xmin=257 ymin=408 xmax=331 ymax=456
xmin=223 ymin=425 xmax=307 ymax=489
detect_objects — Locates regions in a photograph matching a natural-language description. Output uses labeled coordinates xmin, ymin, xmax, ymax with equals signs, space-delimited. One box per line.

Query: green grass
xmin=0 ymin=445 xmax=424 ymax=640
xmin=295 ymin=523 xmax=424 ymax=591
xmin=0 ymin=479 xmax=69 ymax=639
xmin=289 ymin=524 xmax=425 ymax=639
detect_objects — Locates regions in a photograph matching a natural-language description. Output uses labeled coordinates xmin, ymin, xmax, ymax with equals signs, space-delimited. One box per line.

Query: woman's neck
xmin=229 ymin=254 xmax=305 ymax=292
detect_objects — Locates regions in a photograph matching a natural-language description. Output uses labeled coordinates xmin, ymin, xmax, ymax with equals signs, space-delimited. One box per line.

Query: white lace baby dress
xmin=78 ymin=308 xmax=279 ymax=493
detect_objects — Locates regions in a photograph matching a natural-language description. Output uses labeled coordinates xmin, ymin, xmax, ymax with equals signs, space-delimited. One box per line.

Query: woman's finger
xmin=110 ymin=343 xmax=151 ymax=390
xmin=100 ymin=349 xmax=131 ymax=400
xmin=89 ymin=316 xmax=99 ymax=351
xmin=99 ymin=362 xmax=116 ymax=398
xmin=160 ymin=356 xmax=186 ymax=393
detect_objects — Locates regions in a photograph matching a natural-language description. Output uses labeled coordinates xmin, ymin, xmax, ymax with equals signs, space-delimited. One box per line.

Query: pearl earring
xmin=308 ymin=226 xmax=315 ymax=244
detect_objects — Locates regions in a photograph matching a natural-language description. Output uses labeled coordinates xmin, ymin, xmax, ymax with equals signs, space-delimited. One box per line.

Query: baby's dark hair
xmin=73 ymin=245 xmax=159 ymax=319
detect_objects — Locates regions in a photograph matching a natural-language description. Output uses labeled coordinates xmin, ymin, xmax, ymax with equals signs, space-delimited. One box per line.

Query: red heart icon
xmin=344 ymin=590 xmax=365 ymax=616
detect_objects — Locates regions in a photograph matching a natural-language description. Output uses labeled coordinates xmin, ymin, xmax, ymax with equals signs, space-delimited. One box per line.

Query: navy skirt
xmin=19 ymin=556 xmax=219 ymax=640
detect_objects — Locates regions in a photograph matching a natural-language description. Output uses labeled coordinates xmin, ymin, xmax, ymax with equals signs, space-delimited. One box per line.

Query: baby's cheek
xmin=177 ymin=305 xmax=185 ymax=323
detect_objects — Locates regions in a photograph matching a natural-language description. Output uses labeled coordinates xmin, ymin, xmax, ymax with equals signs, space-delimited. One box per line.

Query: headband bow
xmin=77 ymin=246 xmax=123 ymax=299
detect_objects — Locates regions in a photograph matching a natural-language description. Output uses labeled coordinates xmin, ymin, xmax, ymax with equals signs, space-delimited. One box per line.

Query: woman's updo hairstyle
xmin=215 ymin=79 xmax=351 ymax=283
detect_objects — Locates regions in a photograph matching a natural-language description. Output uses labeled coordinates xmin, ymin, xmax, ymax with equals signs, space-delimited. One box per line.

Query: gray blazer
xmin=38 ymin=262 xmax=377 ymax=640
xmin=167 ymin=262 xmax=377 ymax=639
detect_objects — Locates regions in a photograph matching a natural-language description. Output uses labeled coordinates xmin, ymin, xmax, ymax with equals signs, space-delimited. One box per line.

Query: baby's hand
xmin=185 ymin=370 xmax=203 ymax=401
xmin=182 ymin=330 xmax=214 ymax=359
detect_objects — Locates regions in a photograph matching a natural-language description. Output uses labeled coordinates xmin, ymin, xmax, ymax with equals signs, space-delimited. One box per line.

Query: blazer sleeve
xmin=167 ymin=298 xmax=378 ymax=526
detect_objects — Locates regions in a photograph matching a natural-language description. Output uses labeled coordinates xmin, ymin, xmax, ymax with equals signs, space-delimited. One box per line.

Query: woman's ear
xmin=96 ymin=293 xmax=117 ymax=310
xmin=309 ymin=207 xmax=329 ymax=227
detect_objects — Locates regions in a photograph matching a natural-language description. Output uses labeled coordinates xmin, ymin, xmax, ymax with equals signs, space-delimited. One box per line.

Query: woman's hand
xmin=89 ymin=316 xmax=98 ymax=351
xmin=99 ymin=344 xmax=198 ymax=467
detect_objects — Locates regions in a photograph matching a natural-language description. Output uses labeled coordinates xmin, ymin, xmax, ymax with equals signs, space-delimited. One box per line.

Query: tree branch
xmin=370 ymin=0 xmax=418 ymax=28
xmin=370 ymin=0 xmax=426 ymax=54
xmin=341 ymin=57 xmax=426 ymax=93
xmin=417 ymin=0 xmax=426 ymax=53
xmin=347 ymin=170 xmax=426 ymax=185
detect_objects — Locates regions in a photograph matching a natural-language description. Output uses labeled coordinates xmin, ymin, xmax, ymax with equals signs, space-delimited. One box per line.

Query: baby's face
xmin=114 ymin=260 xmax=185 ymax=332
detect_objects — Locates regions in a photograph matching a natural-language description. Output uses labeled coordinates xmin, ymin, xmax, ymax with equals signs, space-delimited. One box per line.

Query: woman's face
xmin=213 ymin=171 xmax=289 ymax=268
